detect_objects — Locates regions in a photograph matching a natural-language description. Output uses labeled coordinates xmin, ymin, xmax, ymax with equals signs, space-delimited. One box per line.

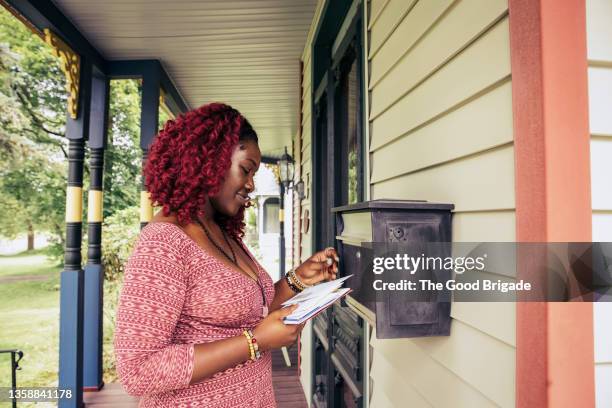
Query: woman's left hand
xmin=294 ymin=247 xmax=339 ymax=286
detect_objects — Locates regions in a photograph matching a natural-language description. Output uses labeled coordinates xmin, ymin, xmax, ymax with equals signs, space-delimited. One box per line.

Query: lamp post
xmin=278 ymin=147 xmax=294 ymax=278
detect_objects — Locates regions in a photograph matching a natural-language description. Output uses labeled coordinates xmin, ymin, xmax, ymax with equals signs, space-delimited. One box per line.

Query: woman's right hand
xmin=252 ymin=305 xmax=303 ymax=352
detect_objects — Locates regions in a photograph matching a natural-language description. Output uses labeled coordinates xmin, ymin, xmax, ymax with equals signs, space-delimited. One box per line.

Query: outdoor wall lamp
xmin=278 ymin=146 xmax=295 ymax=189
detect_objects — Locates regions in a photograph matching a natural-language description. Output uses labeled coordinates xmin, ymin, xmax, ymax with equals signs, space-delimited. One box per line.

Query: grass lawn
xmin=0 ymin=249 xmax=59 ymax=278
xmin=0 ymin=249 xmax=123 ymax=407
xmin=0 ymin=251 xmax=61 ymax=391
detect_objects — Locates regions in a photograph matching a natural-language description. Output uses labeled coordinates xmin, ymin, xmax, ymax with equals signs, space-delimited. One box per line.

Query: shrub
xmin=101 ymin=206 xmax=140 ymax=282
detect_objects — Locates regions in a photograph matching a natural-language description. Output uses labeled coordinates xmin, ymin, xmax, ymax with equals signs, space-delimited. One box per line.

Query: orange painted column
xmin=509 ymin=0 xmax=594 ymax=407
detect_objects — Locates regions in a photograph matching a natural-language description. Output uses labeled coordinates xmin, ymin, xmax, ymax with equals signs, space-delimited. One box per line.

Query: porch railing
xmin=0 ymin=349 xmax=24 ymax=408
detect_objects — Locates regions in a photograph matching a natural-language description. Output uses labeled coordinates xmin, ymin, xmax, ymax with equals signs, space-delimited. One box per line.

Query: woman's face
xmin=210 ymin=139 xmax=261 ymax=217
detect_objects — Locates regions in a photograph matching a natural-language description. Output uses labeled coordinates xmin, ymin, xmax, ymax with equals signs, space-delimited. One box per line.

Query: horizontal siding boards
xmin=586 ymin=0 xmax=612 ymax=62
xmin=369 ymin=1 xmax=509 ymax=120
xmin=369 ymin=0 xmax=455 ymax=87
xmin=370 ymin=18 xmax=512 ymax=150
xmin=411 ymin=319 xmax=514 ymax=406
xmin=593 ymin=213 xmax=612 ymax=241
xmin=370 ymin=79 xmax=513 ymax=182
xmin=369 ymin=0 xmax=417 ymax=57
xmin=452 ymin=211 xmax=516 ymax=242
xmin=591 ymin=138 xmax=612 ymax=210
xmin=595 ymin=303 xmax=612 ymax=364
xmin=302 ymin=63 xmax=312 ymax=99
xmin=588 ymin=68 xmax=612 ymax=136
xmin=370 ymin=344 xmax=494 ymax=407
xmin=367 ymin=0 xmax=515 ymax=406
xmin=369 ymin=385 xmax=403 ymax=408
xmin=369 ymin=0 xmax=391 ymax=29
xmin=370 ymin=0 xmax=507 ymax=103
xmin=596 ymin=364 xmax=612 ymax=408
xmin=369 ymin=353 xmax=437 ymax=407
xmin=302 ymin=96 xmax=312 ymax=124
xmin=301 ymin=121 xmax=312 ymax=151
xmin=450 ymin=302 xmax=515 ymax=347
xmin=371 ymin=321 xmax=513 ymax=407
xmin=588 ymin=3 xmax=612 ymax=406
xmin=371 ymin=145 xmax=515 ymax=212
xmin=300 ymin=145 xmax=312 ymax=165
xmin=301 ymin=109 xmax=312 ymax=131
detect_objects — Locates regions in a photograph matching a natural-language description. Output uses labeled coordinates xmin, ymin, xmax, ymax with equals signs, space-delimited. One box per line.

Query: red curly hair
xmin=144 ymin=102 xmax=258 ymax=239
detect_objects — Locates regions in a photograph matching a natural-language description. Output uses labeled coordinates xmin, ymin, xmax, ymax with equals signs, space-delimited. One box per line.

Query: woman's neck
xmin=198 ymin=200 xmax=219 ymax=228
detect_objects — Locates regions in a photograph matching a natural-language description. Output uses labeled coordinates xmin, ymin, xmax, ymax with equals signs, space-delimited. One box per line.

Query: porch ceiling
xmin=51 ymin=0 xmax=316 ymax=158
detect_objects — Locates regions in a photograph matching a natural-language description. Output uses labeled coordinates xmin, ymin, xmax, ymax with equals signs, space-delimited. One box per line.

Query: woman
xmin=114 ymin=102 xmax=338 ymax=407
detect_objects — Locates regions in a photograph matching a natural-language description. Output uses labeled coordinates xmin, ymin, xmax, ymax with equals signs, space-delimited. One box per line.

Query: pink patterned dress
xmin=114 ymin=222 xmax=277 ymax=407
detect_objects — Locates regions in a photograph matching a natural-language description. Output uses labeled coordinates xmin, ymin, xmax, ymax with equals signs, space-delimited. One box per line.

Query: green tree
xmin=0 ymin=8 xmax=154 ymax=252
xmin=104 ymin=80 xmax=142 ymax=218
xmin=0 ymin=10 xmax=67 ymax=249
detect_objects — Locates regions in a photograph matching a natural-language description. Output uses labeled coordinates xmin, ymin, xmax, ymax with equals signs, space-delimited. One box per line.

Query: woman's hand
xmin=294 ymin=247 xmax=339 ymax=286
xmin=252 ymin=305 xmax=304 ymax=352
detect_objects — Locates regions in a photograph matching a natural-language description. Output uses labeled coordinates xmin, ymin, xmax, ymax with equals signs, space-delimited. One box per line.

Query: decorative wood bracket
xmin=44 ymin=28 xmax=80 ymax=119
xmin=159 ymin=88 xmax=175 ymax=120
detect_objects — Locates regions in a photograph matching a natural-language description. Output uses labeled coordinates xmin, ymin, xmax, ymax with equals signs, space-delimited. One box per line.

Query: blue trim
xmin=87 ymin=73 xmax=109 ymax=149
xmin=140 ymin=63 xmax=161 ymax=150
xmin=5 ymin=0 xmax=106 ymax=72
xmin=108 ymin=60 xmax=190 ymax=116
xmin=83 ymin=265 xmax=104 ymax=390
xmin=58 ymin=269 xmax=84 ymax=408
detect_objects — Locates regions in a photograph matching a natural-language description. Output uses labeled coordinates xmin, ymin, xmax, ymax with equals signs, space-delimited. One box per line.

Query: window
xmin=262 ymin=198 xmax=279 ymax=234
xmin=312 ymin=0 xmax=365 ymax=249
xmin=336 ymin=44 xmax=363 ymax=205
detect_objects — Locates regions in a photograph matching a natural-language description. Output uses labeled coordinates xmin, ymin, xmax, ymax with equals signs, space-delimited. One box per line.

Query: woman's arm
xmin=189 ymin=304 xmax=299 ymax=384
xmin=269 ymin=247 xmax=339 ymax=312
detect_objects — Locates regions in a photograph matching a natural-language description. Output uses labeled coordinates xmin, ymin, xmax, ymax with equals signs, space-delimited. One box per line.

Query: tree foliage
xmin=0 ymin=8 xmax=67 ymax=247
xmin=0 ymin=7 xmax=153 ymax=254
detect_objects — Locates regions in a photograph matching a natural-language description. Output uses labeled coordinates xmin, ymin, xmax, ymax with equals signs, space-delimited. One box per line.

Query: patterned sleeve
xmin=113 ymin=226 xmax=195 ymax=397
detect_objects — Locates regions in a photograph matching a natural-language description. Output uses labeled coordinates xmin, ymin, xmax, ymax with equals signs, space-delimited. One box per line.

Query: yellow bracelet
xmin=243 ymin=330 xmax=256 ymax=360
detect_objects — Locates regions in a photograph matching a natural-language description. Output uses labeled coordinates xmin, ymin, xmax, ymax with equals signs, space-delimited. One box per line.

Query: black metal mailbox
xmin=332 ymin=199 xmax=454 ymax=339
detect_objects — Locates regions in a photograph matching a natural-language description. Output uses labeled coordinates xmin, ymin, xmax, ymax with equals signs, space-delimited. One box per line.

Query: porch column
xmin=509 ymin=0 xmax=595 ymax=407
xmin=48 ymin=33 xmax=92 ymax=407
xmin=83 ymin=72 xmax=109 ymax=391
xmin=139 ymin=66 xmax=160 ymax=228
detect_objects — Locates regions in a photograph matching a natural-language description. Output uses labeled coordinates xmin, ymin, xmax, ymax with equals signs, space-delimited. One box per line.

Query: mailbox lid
xmin=332 ymin=199 xmax=454 ymax=213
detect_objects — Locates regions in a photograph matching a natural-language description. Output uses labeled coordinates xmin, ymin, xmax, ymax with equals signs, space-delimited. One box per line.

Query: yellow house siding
xmin=587 ymin=1 xmax=612 ymax=407
xmin=370 ymin=80 xmax=513 ymax=183
xmin=370 ymin=15 xmax=511 ymax=149
xmin=372 ymin=145 xmax=515 ymax=213
xmin=368 ymin=0 xmax=417 ymax=57
xmin=368 ymin=0 xmax=515 ymax=406
xmin=452 ymin=211 xmax=516 ymax=242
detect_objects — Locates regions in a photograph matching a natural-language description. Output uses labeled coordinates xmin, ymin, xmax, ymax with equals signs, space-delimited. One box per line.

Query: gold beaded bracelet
xmin=287 ymin=268 xmax=309 ymax=292
xmin=242 ymin=329 xmax=261 ymax=361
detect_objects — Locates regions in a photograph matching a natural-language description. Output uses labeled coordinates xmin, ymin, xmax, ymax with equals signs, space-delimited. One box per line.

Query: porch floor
xmin=84 ymin=348 xmax=307 ymax=407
